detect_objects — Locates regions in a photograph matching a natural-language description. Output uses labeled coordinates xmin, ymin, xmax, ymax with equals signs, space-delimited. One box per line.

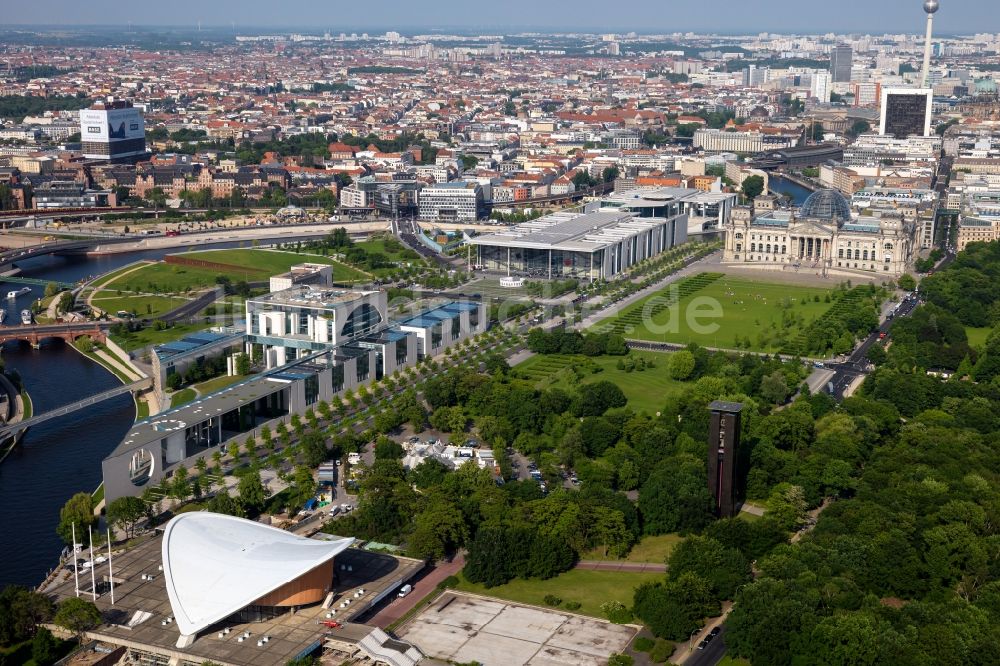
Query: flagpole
xmin=72 ymin=523 xmax=79 ymax=598
xmin=107 ymin=528 xmax=115 ymax=606
xmin=88 ymin=525 xmax=97 ymax=599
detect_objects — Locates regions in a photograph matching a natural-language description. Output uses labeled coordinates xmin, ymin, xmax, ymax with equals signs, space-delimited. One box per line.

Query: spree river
xmin=0 ymin=239 xmax=288 ymax=588
xmin=769 ymin=175 xmax=813 ymax=206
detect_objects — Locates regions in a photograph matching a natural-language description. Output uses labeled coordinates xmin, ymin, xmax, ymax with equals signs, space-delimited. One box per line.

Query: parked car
xmin=398 ymin=584 xmax=412 ymax=598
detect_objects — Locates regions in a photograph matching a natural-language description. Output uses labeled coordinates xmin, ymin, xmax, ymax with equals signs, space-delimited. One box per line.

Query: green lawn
xmin=182 ymin=248 xmax=368 ymax=283
xmin=966 ymin=326 xmax=993 ymax=349
xmin=719 ymin=658 xmax=752 ymax=666
xmin=592 ymin=274 xmax=836 ymax=353
xmin=354 ymin=238 xmax=422 ymax=264
xmin=583 ymin=534 xmax=684 ymax=564
xmin=91 ymin=294 xmax=190 ymax=319
xmin=454 ymin=569 xmax=661 ymax=618
xmin=192 ymin=374 xmax=247 ymax=396
xmin=170 ymin=388 xmax=197 ymax=408
xmin=112 ymin=320 xmax=215 ymax=351
xmin=94 ymin=249 xmax=367 ymax=303
xmin=515 ymin=351 xmax=687 ymax=415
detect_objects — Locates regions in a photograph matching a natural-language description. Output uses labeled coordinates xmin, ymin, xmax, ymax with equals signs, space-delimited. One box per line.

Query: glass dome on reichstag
xmin=799 ymin=189 xmax=853 ymax=224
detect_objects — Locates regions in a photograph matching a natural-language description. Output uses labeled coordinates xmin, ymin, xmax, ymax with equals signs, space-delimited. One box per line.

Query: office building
xmin=418 ymin=182 xmax=485 ymax=221
xmin=811 ymin=70 xmax=832 ymax=104
xmin=707 ymin=401 xmax=743 ymax=518
xmin=879 ymin=88 xmax=934 ymax=138
xmin=470 ymin=201 xmax=689 ymax=282
xmin=79 ymin=99 xmax=148 ymax=163
xmin=830 ymin=45 xmax=853 ymax=83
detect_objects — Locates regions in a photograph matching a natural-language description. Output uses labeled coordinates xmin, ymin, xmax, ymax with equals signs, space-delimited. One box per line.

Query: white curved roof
xmin=162 ymin=512 xmax=354 ymax=638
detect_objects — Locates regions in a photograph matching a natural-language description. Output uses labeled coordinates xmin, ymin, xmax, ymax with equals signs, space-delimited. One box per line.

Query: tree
xmin=633 ymin=573 xmax=719 ymax=640
xmin=668 ymin=351 xmax=696 ymax=380
xmin=43 ymin=282 xmax=60 ymax=299
xmin=207 ymin=490 xmax=245 ymax=517
xmin=759 ymin=370 xmax=790 ymax=404
xmin=741 ymin=175 xmax=766 ymax=201
xmin=0 ymin=586 xmax=54 ymax=646
xmin=897 ymin=274 xmax=916 ymax=291
xmin=107 ymin=495 xmax=147 ymax=539
xmin=572 ymin=381 xmax=627 ymax=417
xmin=31 ymin=627 xmax=59 ymax=664
xmin=667 ymin=535 xmax=751 ymax=600
xmin=288 ymin=466 xmax=317 ymax=513
xmin=234 ymin=352 xmax=251 ymax=376
xmin=848 ymin=120 xmax=871 ymax=138
xmin=53 ymin=597 xmax=102 ymax=635
xmin=408 ymin=496 xmax=468 ymax=561
xmin=638 ymin=457 xmax=714 ymax=534
xmin=238 ymin=469 xmax=268 ymax=515
xmin=57 ymin=492 xmax=95 ymax=545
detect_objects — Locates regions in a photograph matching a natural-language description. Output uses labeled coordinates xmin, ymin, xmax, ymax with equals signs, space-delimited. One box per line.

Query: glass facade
xmin=883 ymin=93 xmax=929 ymax=139
xmin=341 ymin=303 xmax=383 ymax=339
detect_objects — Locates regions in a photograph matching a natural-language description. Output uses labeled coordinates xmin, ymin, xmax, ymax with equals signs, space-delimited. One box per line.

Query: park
xmin=591 ymin=273 xmax=844 ymax=353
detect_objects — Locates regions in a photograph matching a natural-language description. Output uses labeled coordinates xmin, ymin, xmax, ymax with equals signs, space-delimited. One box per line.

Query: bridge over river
xmin=0 ymin=377 xmax=151 ymax=441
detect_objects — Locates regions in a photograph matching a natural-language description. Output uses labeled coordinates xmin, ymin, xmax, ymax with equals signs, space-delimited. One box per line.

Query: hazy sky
xmin=5 ymin=0 xmax=999 ymax=34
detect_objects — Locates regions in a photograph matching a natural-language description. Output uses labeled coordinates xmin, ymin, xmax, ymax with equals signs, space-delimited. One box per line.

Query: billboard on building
xmin=80 ymin=107 xmax=145 ymax=142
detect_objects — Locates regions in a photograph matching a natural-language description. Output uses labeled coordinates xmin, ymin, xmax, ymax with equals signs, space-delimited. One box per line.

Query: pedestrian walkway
xmin=576 ymin=560 xmax=667 ymax=573
xmin=364 ymin=554 xmax=466 ymax=629
xmin=95 ymin=349 xmax=143 ymax=382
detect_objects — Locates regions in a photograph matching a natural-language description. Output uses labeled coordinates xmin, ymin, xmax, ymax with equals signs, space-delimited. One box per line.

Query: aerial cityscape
xmin=1 ymin=1 xmax=1000 ymax=665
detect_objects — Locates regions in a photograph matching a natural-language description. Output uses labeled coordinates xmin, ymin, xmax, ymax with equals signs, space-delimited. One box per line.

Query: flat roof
xmin=397 ymin=301 xmax=478 ymax=329
xmin=470 ymin=209 xmax=673 ymax=252
xmin=154 ymin=331 xmax=241 ymax=361
xmin=602 ymin=187 xmax=734 ymax=208
xmin=249 ymin=285 xmax=375 ymax=309
xmin=114 ymin=354 xmax=327 ymax=456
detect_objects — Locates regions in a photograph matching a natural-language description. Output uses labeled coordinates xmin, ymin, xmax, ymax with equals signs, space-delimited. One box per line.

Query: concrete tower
xmin=707 ymin=401 xmax=744 ymax=518
xmin=921 ymin=0 xmax=940 ymax=88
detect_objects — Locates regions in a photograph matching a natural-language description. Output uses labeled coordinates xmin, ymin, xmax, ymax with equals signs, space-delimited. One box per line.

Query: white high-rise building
xmin=811 ymin=71 xmax=832 ymax=103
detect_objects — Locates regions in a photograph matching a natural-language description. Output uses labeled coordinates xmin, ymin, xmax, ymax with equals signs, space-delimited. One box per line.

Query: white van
xmin=398 ymin=584 xmax=412 ymax=598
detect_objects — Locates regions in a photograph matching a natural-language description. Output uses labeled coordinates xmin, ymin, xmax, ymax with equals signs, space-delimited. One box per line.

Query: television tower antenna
xmin=921 ymin=1 xmax=940 ymax=88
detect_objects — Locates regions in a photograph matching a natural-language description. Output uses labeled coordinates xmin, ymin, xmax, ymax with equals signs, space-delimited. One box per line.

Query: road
xmin=683 ymin=626 xmax=727 ymax=666
xmin=818 ymin=292 xmax=920 ymax=401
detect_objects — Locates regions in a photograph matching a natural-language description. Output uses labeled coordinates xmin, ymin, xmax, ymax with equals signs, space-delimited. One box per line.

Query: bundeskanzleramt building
xmin=722 ymin=189 xmax=917 ymax=276
xmin=105 ymin=287 xmax=485 ymax=503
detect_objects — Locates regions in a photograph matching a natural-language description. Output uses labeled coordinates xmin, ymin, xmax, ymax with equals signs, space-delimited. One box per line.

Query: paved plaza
xmin=399 ymin=592 xmax=636 ymax=666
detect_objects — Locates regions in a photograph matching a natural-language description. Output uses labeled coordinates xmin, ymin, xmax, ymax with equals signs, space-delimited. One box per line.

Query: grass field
xmin=966 ymin=326 xmax=993 ymax=349
xmin=192 ymin=374 xmax=246 ymax=396
xmin=454 ymin=569 xmax=661 ymax=618
xmin=515 ymin=351 xmax=687 ymax=414
xmin=112 ymin=320 xmax=215 ymax=350
xmin=582 ymin=534 xmax=684 ymax=564
xmin=354 ymin=238 xmax=422 ymax=264
xmin=592 ymin=274 xmax=836 ymax=353
xmin=91 ymin=294 xmax=190 ymax=318
xmin=95 ymin=249 xmax=368 ymax=300
xmin=170 ymin=388 xmax=197 ymax=408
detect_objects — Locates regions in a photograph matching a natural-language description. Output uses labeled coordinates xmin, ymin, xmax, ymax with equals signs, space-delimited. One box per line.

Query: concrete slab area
xmin=484 ymin=605 xmax=567 ymax=644
xmin=529 ymin=645 xmax=610 ymax=666
xmin=398 ymin=592 xmax=636 ymax=666
xmin=548 ymin=615 xmax=636 ymax=657
xmin=453 ymin=631 xmax=542 ymax=666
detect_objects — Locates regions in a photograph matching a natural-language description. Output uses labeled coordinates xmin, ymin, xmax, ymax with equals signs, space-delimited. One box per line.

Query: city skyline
xmin=4 ymin=0 xmax=1000 ymax=34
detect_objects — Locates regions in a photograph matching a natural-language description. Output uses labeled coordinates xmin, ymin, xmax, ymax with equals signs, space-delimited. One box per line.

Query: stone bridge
xmin=0 ymin=322 xmax=109 ymax=347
